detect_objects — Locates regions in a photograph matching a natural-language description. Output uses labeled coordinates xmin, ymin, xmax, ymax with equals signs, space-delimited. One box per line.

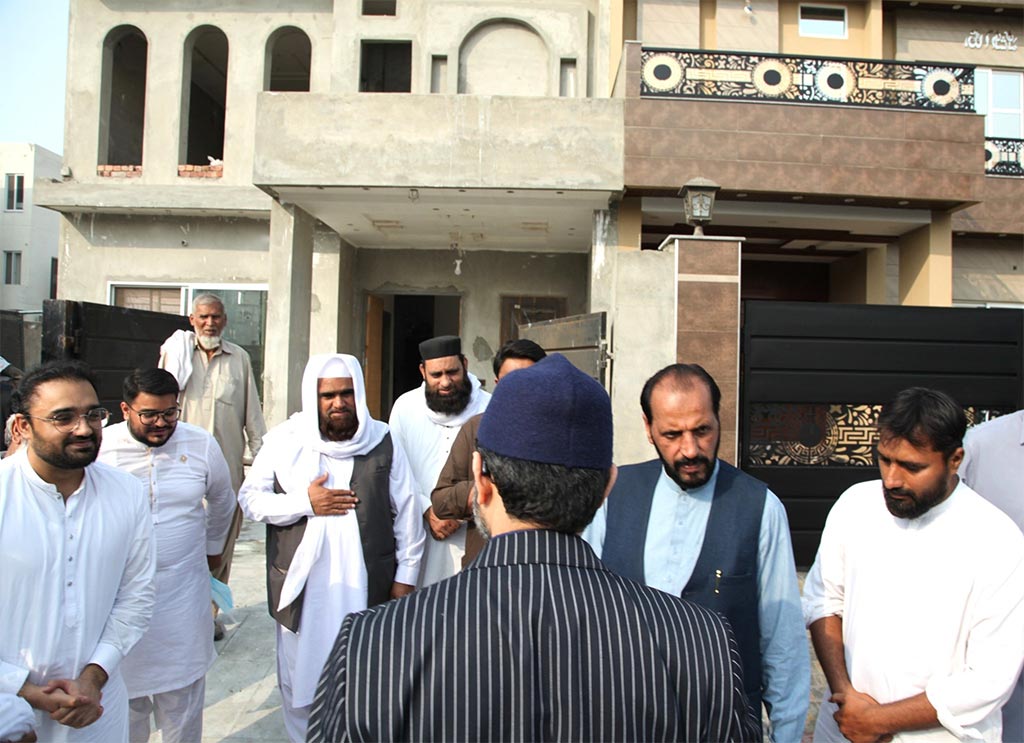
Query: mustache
xmin=674 ymin=455 xmax=712 ymax=468
xmin=884 ymin=486 xmax=914 ymax=499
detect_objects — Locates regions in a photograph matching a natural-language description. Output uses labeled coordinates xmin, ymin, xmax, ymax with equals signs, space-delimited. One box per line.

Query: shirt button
xmin=68 ymin=557 xmax=73 ymax=562
xmin=67 ymin=581 xmax=72 ymax=587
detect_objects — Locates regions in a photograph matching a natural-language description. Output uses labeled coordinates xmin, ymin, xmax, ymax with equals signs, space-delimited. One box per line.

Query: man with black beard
xmin=0 ymin=361 xmax=155 ymax=742
xmin=583 ymin=363 xmax=809 ymax=743
xmin=239 ymin=354 xmax=423 ymax=741
xmin=98 ymin=369 xmax=235 ymax=743
xmin=803 ymin=387 xmax=1024 ymax=742
xmin=388 ymin=336 xmax=490 ymax=586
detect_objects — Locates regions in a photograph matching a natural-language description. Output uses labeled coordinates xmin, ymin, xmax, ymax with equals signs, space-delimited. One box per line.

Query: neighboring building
xmin=35 ymin=0 xmax=1023 ymax=466
xmin=1 ymin=143 xmax=61 ymax=314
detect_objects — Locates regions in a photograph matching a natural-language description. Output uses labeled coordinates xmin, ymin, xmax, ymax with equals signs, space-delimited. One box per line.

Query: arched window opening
xmin=458 ymin=20 xmax=548 ymax=96
xmin=181 ymin=26 xmax=228 ymax=168
xmin=266 ymin=27 xmax=312 ymax=92
xmin=98 ymin=26 xmax=147 ymax=169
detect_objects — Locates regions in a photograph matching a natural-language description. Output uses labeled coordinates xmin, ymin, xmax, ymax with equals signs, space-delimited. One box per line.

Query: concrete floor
xmin=149 ymin=518 xmax=825 ymax=742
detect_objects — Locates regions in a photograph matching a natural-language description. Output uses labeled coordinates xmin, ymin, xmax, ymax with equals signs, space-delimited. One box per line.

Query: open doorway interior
xmin=365 ymin=293 xmax=461 ymax=419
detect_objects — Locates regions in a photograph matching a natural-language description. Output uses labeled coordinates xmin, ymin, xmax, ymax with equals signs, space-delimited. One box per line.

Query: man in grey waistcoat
xmin=237 ymin=354 xmax=424 ymax=742
xmin=583 ymin=363 xmax=809 ymax=743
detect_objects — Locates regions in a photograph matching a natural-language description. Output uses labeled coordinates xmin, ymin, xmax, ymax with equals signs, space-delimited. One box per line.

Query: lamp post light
xmin=679 ymin=177 xmax=721 ymax=237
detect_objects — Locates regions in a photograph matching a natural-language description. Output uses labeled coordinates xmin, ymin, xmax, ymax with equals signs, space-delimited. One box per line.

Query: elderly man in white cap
xmin=388 ymin=335 xmax=490 ymax=586
xmin=238 ymin=354 xmax=424 ymax=742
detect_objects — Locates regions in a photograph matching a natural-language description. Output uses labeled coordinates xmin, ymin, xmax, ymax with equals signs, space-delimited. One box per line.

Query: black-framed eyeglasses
xmin=25 ymin=407 xmax=110 ymax=433
xmin=127 ymin=406 xmax=181 ymax=425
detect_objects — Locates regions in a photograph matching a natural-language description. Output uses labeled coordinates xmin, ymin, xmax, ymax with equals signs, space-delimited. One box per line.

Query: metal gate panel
xmin=43 ymin=300 xmax=191 ymax=423
xmin=518 ymin=312 xmax=609 ymax=387
xmin=741 ymin=300 xmax=1024 ymax=567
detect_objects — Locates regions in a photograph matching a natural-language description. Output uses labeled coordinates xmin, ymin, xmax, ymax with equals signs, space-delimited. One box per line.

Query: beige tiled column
xmin=675 ymin=236 xmax=743 ymax=465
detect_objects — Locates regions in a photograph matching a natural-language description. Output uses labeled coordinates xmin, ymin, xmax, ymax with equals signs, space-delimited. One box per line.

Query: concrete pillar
xmin=674 ymin=236 xmax=742 ymax=465
xmin=264 ymin=201 xmax=315 ymax=425
xmin=309 ymin=229 xmax=357 ymax=356
xmin=898 ymin=211 xmax=952 ymax=307
xmin=829 ymin=246 xmax=887 ymax=304
xmin=611 ymin=243 xmax=678 ymax=465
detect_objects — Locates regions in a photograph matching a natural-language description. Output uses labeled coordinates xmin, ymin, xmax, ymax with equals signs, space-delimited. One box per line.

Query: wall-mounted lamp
xmin=679 ymin=177 xmax=721 ymax=237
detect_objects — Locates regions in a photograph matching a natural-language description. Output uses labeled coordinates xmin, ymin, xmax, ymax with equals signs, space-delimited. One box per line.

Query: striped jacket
xmin=308 ymin=529 xmax=760 ymax=742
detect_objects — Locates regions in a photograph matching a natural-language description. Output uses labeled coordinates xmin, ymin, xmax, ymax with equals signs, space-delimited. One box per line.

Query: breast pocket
xmin=214 ymin=374 xmax=239 ymax=405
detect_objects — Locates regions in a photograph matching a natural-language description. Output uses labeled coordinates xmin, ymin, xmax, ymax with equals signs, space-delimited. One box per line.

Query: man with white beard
xmin=388 ymin=335 xmax=490 ymax=586
xmin=158 ymin=293 xmax=266 ymax=639
xmin=98 ymin=368 xmax=236 ymax=743
xmin=239 ymin=354 xmax=424 ymax=742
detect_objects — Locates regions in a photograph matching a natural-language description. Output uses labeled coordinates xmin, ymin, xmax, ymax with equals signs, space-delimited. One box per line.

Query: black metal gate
xmin=741 ymin=300 xmax=1023 ymax=567
xmin=42 ymin=300 xmax=191 ymax=423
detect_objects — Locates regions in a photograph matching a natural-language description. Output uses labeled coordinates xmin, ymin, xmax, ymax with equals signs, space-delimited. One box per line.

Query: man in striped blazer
xmin=308 ymin=354 xmax=761 ymax=743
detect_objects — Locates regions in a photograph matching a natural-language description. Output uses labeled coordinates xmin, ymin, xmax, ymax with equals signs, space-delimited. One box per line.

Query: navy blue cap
xmin=477 ymin=354 xmax=612 ymax=470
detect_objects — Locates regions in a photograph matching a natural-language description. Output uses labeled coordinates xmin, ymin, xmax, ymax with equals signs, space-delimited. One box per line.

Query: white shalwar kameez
xmin=98 ymin=420 xmax=235 ymax=742
xmin=0 ymin=450 xmax=156 ymax=743
xmin=388 ymin=375 xmax=489 ymax=586
xmin=239 ymin=354 xmax=424 ymax=743
xmin=803 ymin=479 xmax=1024 ymax=743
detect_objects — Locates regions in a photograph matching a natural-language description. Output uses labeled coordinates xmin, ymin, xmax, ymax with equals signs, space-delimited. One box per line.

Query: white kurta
xmin=803 ymin=479 xmax=1024 ymax=742
xmin=388 ymin=379 xmax=490 ymax=586
xmin=98 ymin=421 xmax=235 ymax=697
xmin=0 ymin=451 xmax=156 ymax=743
xmin=239 ymin=420 xmax=424 ymax=708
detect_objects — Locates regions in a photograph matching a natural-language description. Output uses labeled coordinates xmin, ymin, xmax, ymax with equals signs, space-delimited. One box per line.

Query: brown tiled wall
xmin=954 ymin=177 xmax=1024 ymax=236
xmin=676 ymin=238 xmax=741 ymax=465
xmin=626 ymin=97 xmax=984 ymax=205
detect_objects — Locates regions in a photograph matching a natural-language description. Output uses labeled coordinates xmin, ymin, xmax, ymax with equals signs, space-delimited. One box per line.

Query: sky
xmin=0 ymin=0 xmax=71 ymax=155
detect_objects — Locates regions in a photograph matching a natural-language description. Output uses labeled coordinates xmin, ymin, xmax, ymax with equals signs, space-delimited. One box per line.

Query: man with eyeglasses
xmin=0 ymin=361 xmax=156 ymax=742
xmin=96 ymin=368 xmax=235 ymax=743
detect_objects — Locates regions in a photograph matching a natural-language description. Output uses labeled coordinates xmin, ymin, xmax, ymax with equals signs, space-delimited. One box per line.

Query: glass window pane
xmin=989 ymin=112 xmax=1022 ymax=138
xmin=974 ymin=68 xmax=990 ymax=116
xmin=992 ymin=71 xmax=1022 ymax=110
xmin=799 ymin=5 xmax=846 ymax=37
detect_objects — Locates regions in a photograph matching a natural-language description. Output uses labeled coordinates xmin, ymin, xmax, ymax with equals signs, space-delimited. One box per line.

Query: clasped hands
xmin=19 ymin=664 xmax=106 ymax=731
xmin=831 ymin=688 xmax=893 ymax=743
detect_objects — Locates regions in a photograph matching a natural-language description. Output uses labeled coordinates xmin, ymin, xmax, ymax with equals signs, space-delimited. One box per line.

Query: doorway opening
xmin=365 ymin=293 xmax=461 ymax=419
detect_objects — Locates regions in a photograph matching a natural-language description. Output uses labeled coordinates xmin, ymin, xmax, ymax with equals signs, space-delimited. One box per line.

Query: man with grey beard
xmin=158 ymin=293 xmax=266 ymax=639
xmin=388 ymin=335 xmax=490 ymax=586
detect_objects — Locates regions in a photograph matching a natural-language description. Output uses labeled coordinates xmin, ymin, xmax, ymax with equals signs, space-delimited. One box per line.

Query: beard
xmin=883 ymin=477 xmax=951 ymax=519
xmin=32 ymin=432 xmax=99 ymax=469
xmin=425 ymin=374 xmax=473 ymax=416
xmin=654 ymin=439 xmax=719 ymax=491
xmin=320 ymin=409 xmax=359 ymax=441
xmin=197 ymin=334 xmax=222 ymax=351
xmin=471 ymin=488 xmax=491 ymax=540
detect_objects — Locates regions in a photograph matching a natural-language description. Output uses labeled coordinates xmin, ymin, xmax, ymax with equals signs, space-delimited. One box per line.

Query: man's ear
xmin=643 ymin=414 xmax=654 ymax=446
xmin=472 ymin=451 xmax=493 ymax=506
xmin=120 ymin=401 xmax=131 ymax=419
xmin=948 ymin=446 xmax=965 ymax=474
xmin=601 ymin=464 xmax=618 ymax=506
xmin=13 ymin=413 xmax=31 ymax=439
xmin=418 ymin=363 xmax=426 ymax=381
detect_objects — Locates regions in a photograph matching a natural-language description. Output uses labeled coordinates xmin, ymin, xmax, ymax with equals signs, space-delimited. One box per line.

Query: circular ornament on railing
xmin=922 ymin=69 xmax=960 ymax=106
xmin=642 ymin=54 xmax=684 ymax=92
xmin=814 ymin=62 xmax=855 ymax=101
xmin=753 ymin=59 xmax=793 ymax=97
xmin=984 ymin=140 xmax=1001 ymax=170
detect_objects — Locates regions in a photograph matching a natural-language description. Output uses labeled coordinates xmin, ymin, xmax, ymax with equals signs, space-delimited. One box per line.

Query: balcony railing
xmin=641 ymin=48 xmax=974 ymax=113
xmin=985 ymin=137 xmax=1024 ymax=177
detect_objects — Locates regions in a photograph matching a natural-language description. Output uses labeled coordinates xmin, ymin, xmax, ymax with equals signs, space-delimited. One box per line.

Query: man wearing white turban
xmin=238 ymin=354 xmax=424 ymax=742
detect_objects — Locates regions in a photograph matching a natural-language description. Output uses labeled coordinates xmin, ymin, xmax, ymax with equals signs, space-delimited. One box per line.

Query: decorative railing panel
xmin=984 ymin=137 xmax=1024 ymax=176
xmin=641 ymin=48 xmax=975 ymax=112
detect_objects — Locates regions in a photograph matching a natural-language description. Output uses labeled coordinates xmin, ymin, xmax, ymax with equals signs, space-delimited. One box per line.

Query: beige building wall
xmin=55 ymin=214 xmax=270 ymax=304
xmin=717 ymin=0 xmax=780 ymax=52
xmin=953 ymin=237 xmax=1024 ymax=305
xmin=638 ymin=0 xmax=702 ymax=48
xmin=778 ymin=0 xmax=878 ymax=58
xmin=355 ymin=248 xmax=589 ymax=385
xmin=893 ymin=10 xmax=1024 ymax=66
xmin=898 ymin=212 xmax=953 ymax=307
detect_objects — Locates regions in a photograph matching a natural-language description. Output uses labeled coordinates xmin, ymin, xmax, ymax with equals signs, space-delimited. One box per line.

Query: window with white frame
xmin=798 ymin=5 xmax=848 ymax=38
xmin=5 ymin=174 xmax=24 ymax=211
xmin=975 ymin=69 xmax=1024 ymax=139
xmin=4 ymin=252 xmax=22 ymax=285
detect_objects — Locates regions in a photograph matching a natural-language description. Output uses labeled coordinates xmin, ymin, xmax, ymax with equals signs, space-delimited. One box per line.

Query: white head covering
xmin=294 ymin=353 xmax=388 ymax=458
